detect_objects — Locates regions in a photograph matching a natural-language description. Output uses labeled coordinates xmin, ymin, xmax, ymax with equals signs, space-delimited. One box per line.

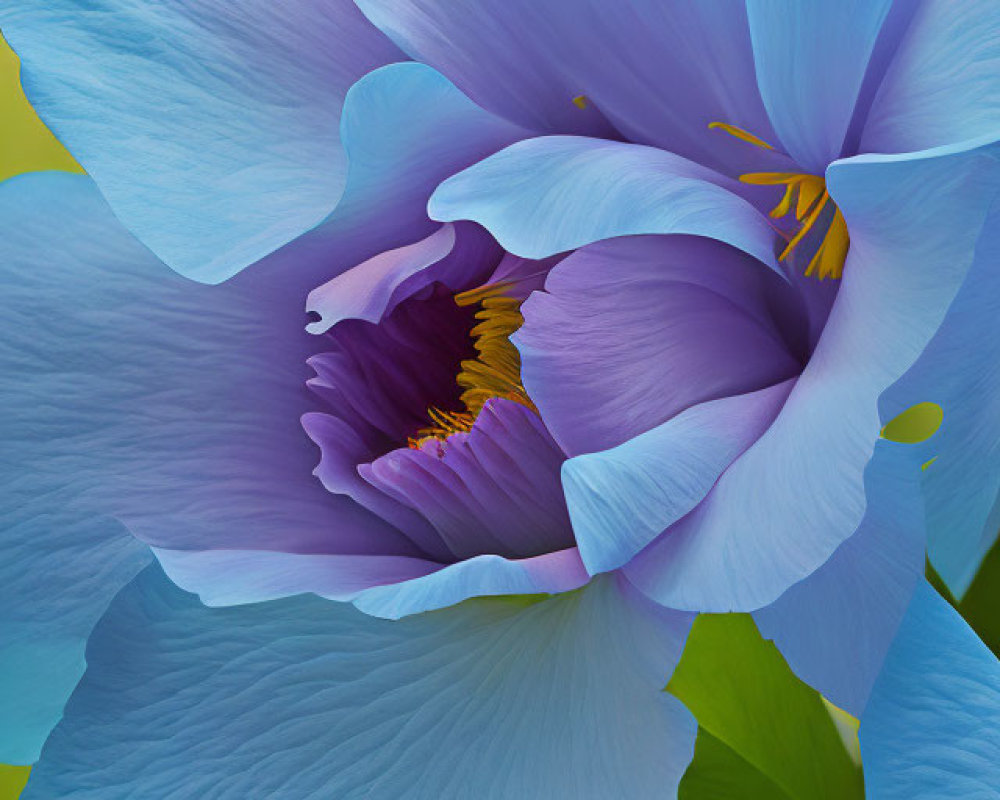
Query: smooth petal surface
xmin=357 ymin=0 xmax=782 ymax=176
xmin=429 ymin=136 xmax=781 ymax=270
xmin=861 ymin=1 xmax=1000 ymax=155
xmin=753 ymin=442 xmax=926 ymax=717
xmin=564 ymin=379 xmax=794 ymax=576
xmin=26 ymin=567 xmax=696 ymax=799
xmin=353 ymin=548 xmax=590 ymax=620
xmin=879 ymin=184 xmax=1000 ymax=598
xmin=515 ymin=235 xmax=801 ymax=457
xmin=306 ymin=222 xmax=499 ymax=333
xmin=746 ymin=0 xmax=892 ymax=171
xmin=153 ymin=548 xmax=439 ymax=608
xmin=0 ymin=1 xmax=403 ymax=282
xmin=625 ymin=135 xmax=1000 ymax=611
xmin=860 ymin=581 xmax=1000 ymax=798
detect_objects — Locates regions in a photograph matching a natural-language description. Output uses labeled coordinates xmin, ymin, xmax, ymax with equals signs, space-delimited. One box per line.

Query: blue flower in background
xmin=1 ymin=1 xmax=999 ymax=797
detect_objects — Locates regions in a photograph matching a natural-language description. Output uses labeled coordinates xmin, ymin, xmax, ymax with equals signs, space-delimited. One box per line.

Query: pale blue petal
xmin=860 ymin=581 xmax=1000 ymax=799
xmin=428 ymin=135 xmax=781 ymax=271
xmin=353 ymin=548 xmax=590 ymax=620
xmin=746 ymin=0 xmax=893 ymax=171
xmin=26 ymin=567 xmax=696 ymax=799
xmin=564 ymin=380 xmax=793 ymax=576
xmin=0 ymin=516 xmax=149 ymax=765
xmin=880 ymin=194 xmax=1000 ymax=597
xmin=0 ymin=1 xmax=402 ymax=282
xmin=862 ymin=1 xmax=1000 ymax=154
xmin=625 ymin=135 xmax=1000 ymax=612
xmin=753 ymin=442 xmax=926 ymax=717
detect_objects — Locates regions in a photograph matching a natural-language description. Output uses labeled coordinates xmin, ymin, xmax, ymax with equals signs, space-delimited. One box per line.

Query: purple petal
xmin=515 ymin=235 xmax=802 ymax=456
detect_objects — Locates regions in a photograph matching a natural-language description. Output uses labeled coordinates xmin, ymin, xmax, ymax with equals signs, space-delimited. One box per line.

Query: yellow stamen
xmin=572 ymin=95 xmax=589 ymax=109
xmin=708 ymin=121 xmax=774 ymax=151
xmin=410 ymin=282 xmax=535 ymax=447
xmin=712 ymin=123 xmax=850 ymax=279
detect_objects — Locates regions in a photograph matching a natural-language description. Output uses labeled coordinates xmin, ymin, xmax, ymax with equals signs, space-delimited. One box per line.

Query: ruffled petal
xmin=860 ymin=581 xmax=1000 ymax=798
xmin=745 ymin=0 xmax=893 ymax=171
xmin=354 ymin=548 xmax=590 ymax=620
xmin=356 ymin=0 xmax=781 ymax=176
xmin=753 ymin=441 xmax=926 ymax=716
xmin=625 ymin=135 xmax=1000 ymax=612
xmin=514 ymin=235 xmax=801 ymax=456
xmin=428 ymin=135 xmax=782 ymax=270
xmin=0 ymin=1 xmax=403 ymax=282
xmin=360 ymin=399 xmax=574 ymax=562
xmin=25 ymin=567 xmax=696 ymax=799
xmin=861 ymin=1 xmax=1000 ymax=155
xmin=564 ymin=379 xmax=794 ymax=576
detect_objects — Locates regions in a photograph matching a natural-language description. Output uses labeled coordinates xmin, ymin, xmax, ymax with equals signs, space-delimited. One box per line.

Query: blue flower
xmin=1 ymin=1 xmax=999 ymax=796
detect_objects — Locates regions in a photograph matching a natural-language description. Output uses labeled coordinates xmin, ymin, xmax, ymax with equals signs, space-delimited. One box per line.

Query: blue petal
xmin=746 ymin=0 xmax=893 ymax=171
xmin=0 ymin=1 xmax=402 ymax=282
xmin=564 ymin=380 xmax=794 ymax=576
xmin=860 ymin=580 xmax=1000 ymax=798
xmin=26 ymin=567 xmax=696 ymax=799
xmin=428 ymin=135 xmax=781 ymax=271
xmin=879 ymin=192 xmax=1000 ymax=597
xmin=625 ymin=135 xmax=1000 ymax=612
xmin=861 ymin=1 xmax=1000 ymax=154
xmin=753 ymin=441 xmax=925 ymax=717
xmin=357 ymin=0 xmax=784 ymax=177
xmin=0 ymin=516 xmax=148 ymax=765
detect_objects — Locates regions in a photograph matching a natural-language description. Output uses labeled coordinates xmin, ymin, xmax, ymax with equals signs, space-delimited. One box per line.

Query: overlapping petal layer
xmin=24 ymin=567 xmax=696 ymax=800
xmin=0 ymin=1 xmax=403 ymax=282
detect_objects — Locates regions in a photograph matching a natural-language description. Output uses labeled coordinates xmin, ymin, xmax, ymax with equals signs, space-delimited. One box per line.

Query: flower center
xmin=710 ymin=122 xmax=850 ymax=280
xmin=409 ymin=282 xmax=536 ymax=447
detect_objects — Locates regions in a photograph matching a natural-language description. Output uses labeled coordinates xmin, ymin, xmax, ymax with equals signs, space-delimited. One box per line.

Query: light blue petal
xmin=0 ymin=1 xmax=402 ymax=282
xmin=746 ymin=0 xmax=893 ymax=171
xmin=354 ymin=548 xmax=590 ymax=620
xmin=428 ymin=135 xmax=781 ymax=272
xmin=26 ymin=567 xmax=696 ymax=799
xmin=564 ymin=379 xmax=794 ymax=576
xmin=861 ymin=1 xmax=1000 ymax=154
xmin=625 ymin=135 xmax=1000 ymax=612
xmin=0 ymin=516 xmax=149 ymax=765
xmin=753 ymin=441 xmax=925 ymax=716
xmin=880 ymin=194 xmax=1000 ymax=597
xmin=860 ymin=580 xmax=1000 ymax=798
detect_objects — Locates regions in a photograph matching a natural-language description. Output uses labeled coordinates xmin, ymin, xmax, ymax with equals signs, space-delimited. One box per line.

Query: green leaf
xmin=958 ymin=536 xmax=1000 ymax=657
xmin=669 ymin=614 xmax=864 ymax=800
xmin=0 ymin=765 xmax=30 ymax=800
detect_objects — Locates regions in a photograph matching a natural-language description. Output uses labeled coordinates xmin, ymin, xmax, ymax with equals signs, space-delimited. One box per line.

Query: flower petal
xmin=0 ymin=518 xmax=148 ymax=765
xmin=356 ymin=0 xmax=781 ymax=176
xmin=25 ymin=567 xmax=696 ymax=799
xmin=359 ymin=399 xmax=574 ymax=562
xmin=0 ymin=1 xmax=402 ymax=282
xmin=878 ymin=192 xmax=1000 ymax=598
xmin=745 ymin=0 xmax=893 ymax=171
xmin=752 ymin=441 xmax=926 ymax=717
xmin=353 ymin=548 xmax=590 ymax=620
xmin=860 ymin=580 xmax=1000 ymax=798
xmin=428 ymin=136 xmax=781 ymax=271
xmin=861 ymin=1 xmax=1000 ymax=155
xmin=625 ymin=135 xmax=1000 ymax=612
xmin=514 ymin=235 xmax=801 ymax=457
xmin=564 ymin=379 xmax=794 ymax=576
